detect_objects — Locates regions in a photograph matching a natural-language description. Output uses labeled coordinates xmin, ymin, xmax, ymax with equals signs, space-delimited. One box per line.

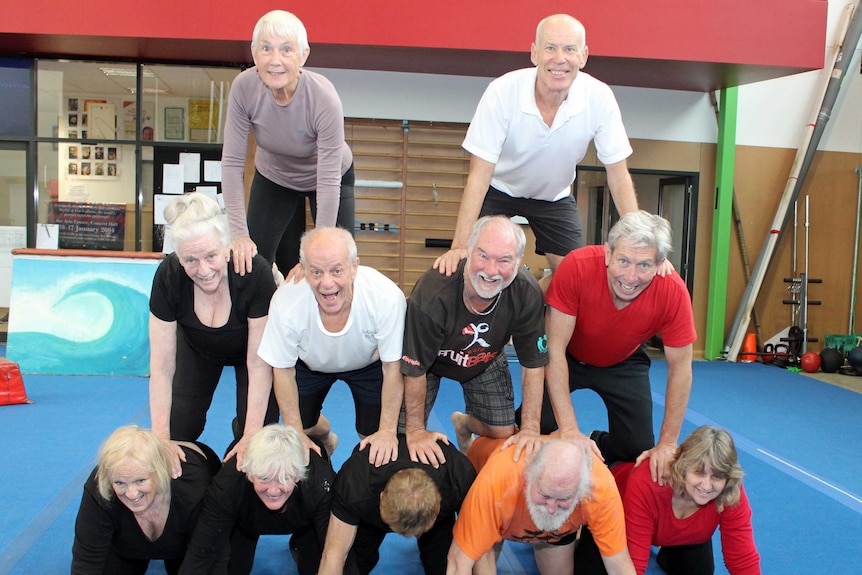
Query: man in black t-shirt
xmin=318 ymin=436 xmax=476 ymax=575
xmin=400 ymin=216 xmax=549 ymax=468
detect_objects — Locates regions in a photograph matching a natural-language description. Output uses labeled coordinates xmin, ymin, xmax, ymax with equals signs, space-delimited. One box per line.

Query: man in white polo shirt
xmin=258 ymin=226 xmax=406 ymax=467
xmin=435 ymin=13 xmax=639 ymax=279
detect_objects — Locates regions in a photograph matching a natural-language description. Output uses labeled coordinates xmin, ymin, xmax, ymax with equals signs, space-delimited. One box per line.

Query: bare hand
xmin=656 ymin=258 xmax=675 ymax=278
xmin=300 ymin=430 xmax=322 ymax=463
xmin=405 ymin=429 xmax=450 ymax=468
xmin=634 ymin=442 xmax=677 ymax=485
xmin=359 ymin=430 xmax=399 ymax=467
xmin=229 ymin=236 xmax=258 ymax=276
xmin=166 ymin=439 xmax=187 ymax=479
xmin=433 ymin=248 xmax=467 ymax=276
xmin=501 ymin=429 xmax=544 ymax=463
xmin=284 ymin=263 xmax=304 ymax=284
xmin=559 ymin=428 xmax=604 ymax=462
xmin=223 ymin=435 xmax=252 ymax=471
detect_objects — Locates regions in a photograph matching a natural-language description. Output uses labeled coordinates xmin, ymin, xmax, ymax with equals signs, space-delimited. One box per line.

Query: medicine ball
xmin=819 ymin=347 xmax=844 ymax=373
xmin=800 ymin=351 xmax=821 ymax=373
xmin=848 ymin=347 xmax=862 ymax=368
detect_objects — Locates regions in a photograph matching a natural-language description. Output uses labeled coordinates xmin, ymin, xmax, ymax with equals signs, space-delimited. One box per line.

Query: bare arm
xmin=601 ymin=548 xmax=638 ymax=575
xmin=500 ymin=365 xmax=545 ymax=462
xmin=272 ymin=366 xmax=322 ymax=457
xmin=318 ymin=514 xmax=358 ymax=575
xmin=635 ymin=343 xmax=693 ymax=484
xmin=403 ymin=373 xmax=449 ymax=467
xmin=544 ymin=306 xmax=581 ymax=438
xmin=434 ymin=155 xmax=496 ymax=275
xmin=148 ymin=313 xmax=177 ymax=442
xmin=358 ymin=360 xmax=402 ymax=466
xmin=446 ymin=541 xmax=477 ymax=575
xmin=605 ymin=159 xmax=638 ymax=215
xmin=224 ymin=316 xmax=272 ymax=468
xmin=148 ymin=313 xmax=185 ymax=476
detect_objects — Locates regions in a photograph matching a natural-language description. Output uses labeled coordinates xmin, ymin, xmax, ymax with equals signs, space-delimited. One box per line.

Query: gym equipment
xmin=819 ymin=347 xmax=844 ymax=373
xmin=0 ymin=358 xmax=31 ymax=406
xmin=800 ymin=351 xmax=821 ymax=373
xmin=781 ymin=198 xmax=821 ymax=356
xmin=724 ymin=3 xmax=862 ymax=361
xmin=849 ymin=346 xmax=862 ymax=368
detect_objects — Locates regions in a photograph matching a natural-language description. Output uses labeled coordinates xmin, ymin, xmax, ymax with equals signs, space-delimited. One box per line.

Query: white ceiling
xmin=38 ymin=60 xmax=242 ymax=98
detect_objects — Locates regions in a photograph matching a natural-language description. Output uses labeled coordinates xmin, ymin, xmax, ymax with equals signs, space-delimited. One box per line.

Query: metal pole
xmin=801 ymin=196 xmax=810 ymax=353
xmin=851 ymin=165 xmax=862 ymax=334
xmin=724 ymin=1 xmax=862 ymax=361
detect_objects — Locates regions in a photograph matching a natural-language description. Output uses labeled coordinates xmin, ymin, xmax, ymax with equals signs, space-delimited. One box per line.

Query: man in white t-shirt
xmin=435 ymin=14 xmax=639 ymax=280
xmin=258 ymin=227 xmax=406 ymax=466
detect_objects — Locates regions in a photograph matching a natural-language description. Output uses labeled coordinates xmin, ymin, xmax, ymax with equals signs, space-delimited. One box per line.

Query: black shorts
xmin=295 ymin=359 xmax=383 ymax=437
xmin=480 ymin=186 xmax=584 ymax=257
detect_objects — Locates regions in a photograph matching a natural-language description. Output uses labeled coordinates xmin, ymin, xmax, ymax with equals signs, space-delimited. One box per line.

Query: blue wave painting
xmin=7 ymin=256 xmax=161 ymax=376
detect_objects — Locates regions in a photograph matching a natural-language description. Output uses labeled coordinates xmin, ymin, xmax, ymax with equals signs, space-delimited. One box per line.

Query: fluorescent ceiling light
xmin=99 ymin=67 xmax=156 ymax=78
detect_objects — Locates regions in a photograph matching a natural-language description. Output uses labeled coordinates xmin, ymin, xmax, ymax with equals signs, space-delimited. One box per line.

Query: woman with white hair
xmin=71 ymin=425 xmax=221 ymax=574
xmin=178 ymin=424 xmax=336 ymax=575
xmin=221 ymin=9 xmax=355 ymax=279
xmin=149 ymin=192 xmax=279 ymax=470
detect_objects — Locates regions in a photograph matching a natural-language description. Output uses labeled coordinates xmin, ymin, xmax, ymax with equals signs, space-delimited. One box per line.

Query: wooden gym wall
xmin=241 ymin=119 xmax=862 ymax=359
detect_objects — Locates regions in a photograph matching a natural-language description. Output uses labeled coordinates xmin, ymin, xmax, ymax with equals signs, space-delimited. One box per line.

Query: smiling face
xmin=465 ymin=221 xmax=520 ymax=301
xmin=303 ymin=232 xmax=359 ymax=319
xmin=530 ymin=15 xmax=588 ymax=98
xmin=250 ymin=472 xmax=297 ymax=511
xmin=252 ymin=33 xmax=310 ymax=102
xmin=175 ymin=230 xmax=229 ymax=295
xmin=111 ymin=460 xmax=159 ymax=515
xmin=682 ymin=462 xmax=728 ymax=507
xmin=604 ymin=238 xmax=660 ymax=308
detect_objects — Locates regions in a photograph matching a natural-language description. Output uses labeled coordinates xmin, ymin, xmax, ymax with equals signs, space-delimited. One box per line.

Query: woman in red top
xmin=575 ymin=425 xmax=761 ymax=575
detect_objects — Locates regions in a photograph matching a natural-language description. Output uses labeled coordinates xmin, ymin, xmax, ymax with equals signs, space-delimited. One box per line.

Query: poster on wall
xmin=188 ymin=99 xmax=219 ymax=142
xmin=122 ymin=100 xmax=156 ymax=140
xmin=65 ymin=145 xmax=120 ymax=179
xmin=89 ymin=103 xmax=116 ymax=139
xmin=47 ymin=201 xmax=126 ymax=250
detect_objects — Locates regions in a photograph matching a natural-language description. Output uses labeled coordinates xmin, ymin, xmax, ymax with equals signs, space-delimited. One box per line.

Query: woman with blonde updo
xmin=149 ymin=192 xmax=279 ymax=473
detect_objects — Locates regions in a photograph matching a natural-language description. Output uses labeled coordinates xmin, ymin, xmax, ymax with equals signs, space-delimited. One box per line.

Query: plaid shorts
xmin=399 ymin=352 xmax=516 ymax=430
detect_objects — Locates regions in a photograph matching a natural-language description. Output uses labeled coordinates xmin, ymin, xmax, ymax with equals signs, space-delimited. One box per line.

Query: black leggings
xmin=573 ymin=525 xmax=715 ymax=575
xmin=246 ymin=165 xmax=356 ymax=275
xmin=170 ymin=331 xmax=279 ymax=443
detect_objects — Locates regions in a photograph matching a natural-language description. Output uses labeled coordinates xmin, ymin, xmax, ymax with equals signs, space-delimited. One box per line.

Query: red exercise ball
xmin=800 ymin=351 xmax=821 ymax=373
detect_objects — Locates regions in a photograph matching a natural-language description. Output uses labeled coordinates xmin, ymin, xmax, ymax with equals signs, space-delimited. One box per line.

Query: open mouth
xmin=321 ymin=291 xmax=339 ymax=303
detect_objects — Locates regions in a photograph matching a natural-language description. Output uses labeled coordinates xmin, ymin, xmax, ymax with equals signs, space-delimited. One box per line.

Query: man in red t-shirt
xmin=541 ymin=210 xmax=696 ymax=485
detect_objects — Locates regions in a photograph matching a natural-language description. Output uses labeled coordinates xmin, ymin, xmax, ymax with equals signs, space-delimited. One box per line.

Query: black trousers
xmin=573 ymin=525 xmax=715 ymax=575
xmin=518 ymin=346 xmax=654 ymax=464
xmin=351 ymin=514 xmax=455 ymax=575
xmin=246 ymin=165 xmax=355 ymax=275
xmin=170 ymin=329 xmax=279 ymax=443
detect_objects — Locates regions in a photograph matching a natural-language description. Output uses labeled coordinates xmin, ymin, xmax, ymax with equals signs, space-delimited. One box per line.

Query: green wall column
xmin=704 ymin=86 xmax=738 ymax=359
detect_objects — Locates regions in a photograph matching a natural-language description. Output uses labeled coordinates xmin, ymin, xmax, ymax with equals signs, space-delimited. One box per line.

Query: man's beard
xmin=526 ymin=494 xmax=576 ymax=533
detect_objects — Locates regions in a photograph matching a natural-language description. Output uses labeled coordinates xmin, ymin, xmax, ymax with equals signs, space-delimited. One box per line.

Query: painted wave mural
xmin=7 ymin=256 xmax=160 ymax=375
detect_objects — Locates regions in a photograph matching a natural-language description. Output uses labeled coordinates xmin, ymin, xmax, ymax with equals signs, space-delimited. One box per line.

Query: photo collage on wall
xmin=65 ymin=98 xmax=120 ymax=179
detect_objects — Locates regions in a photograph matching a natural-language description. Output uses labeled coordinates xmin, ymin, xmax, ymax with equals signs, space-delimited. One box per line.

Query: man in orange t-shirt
xmin=447 ymin=437 xmax=635 ymax=575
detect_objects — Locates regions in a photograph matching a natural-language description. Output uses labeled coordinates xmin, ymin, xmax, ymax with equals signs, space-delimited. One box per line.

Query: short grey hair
xmin=467 ymin=215 xmax=526 ymax=260
xmin=251 ymin=10 xmax=309 ymax=53
xmin=240 ymin=424 xmax=309 ymax=485
xmin=299 ymin=227 xmax=358 ymax=268
xmin=607 ymin=210 xmax=673 ymax=263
